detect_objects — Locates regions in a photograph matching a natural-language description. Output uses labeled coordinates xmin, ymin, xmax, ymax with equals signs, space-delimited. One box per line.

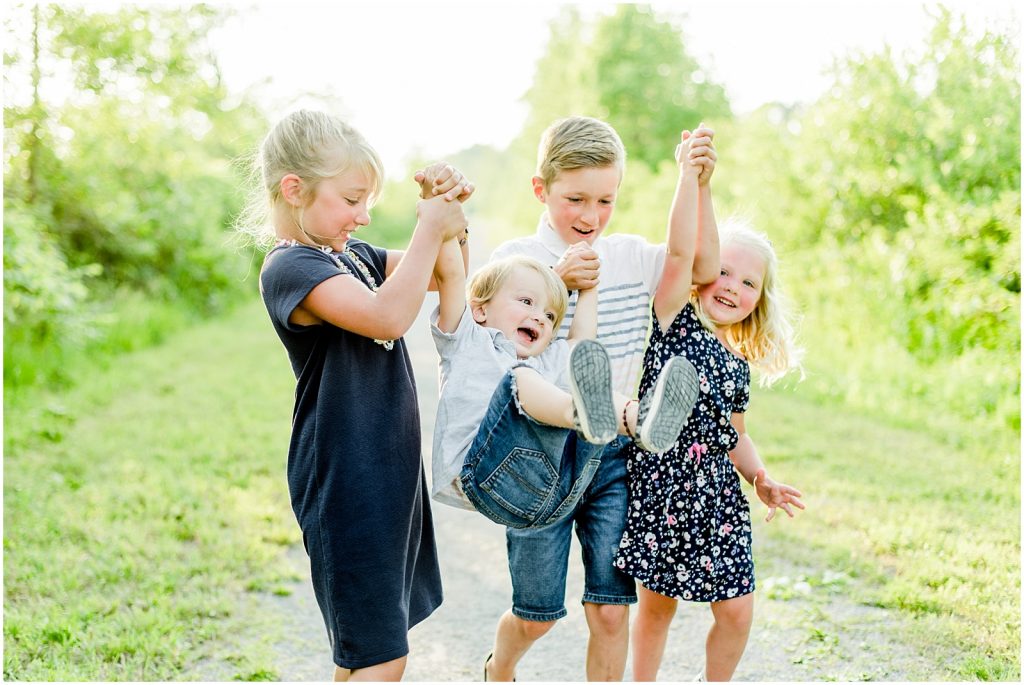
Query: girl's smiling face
xmin=698 ymin=243 xmax=766 ymax=326
xmin=534 ymin=166 xmax=620 ymax=245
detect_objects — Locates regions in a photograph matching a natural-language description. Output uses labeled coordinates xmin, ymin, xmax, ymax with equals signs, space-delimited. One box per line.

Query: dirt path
xmin=230 ymin=296 xmax=947 ymax=682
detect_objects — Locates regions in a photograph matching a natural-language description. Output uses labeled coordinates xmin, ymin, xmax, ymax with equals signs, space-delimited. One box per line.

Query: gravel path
xmin=218 ymin=295 xmax=951 ymax=682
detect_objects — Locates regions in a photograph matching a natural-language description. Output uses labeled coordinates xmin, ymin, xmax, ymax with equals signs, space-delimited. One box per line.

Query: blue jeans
xmin=507 ymin=436 xmax=636 ymax=621
xmin=460 ymin=369 xmax=607 ymax=529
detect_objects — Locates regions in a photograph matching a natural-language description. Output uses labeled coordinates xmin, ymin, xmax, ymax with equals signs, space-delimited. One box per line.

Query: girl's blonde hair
xmin=693 ymin=219 xmax=804 ymax=386
xmin=234 ymin=110 xmax=384 ymax=247
xmin=536 ymin=116 xmax=626 ymax=189
xmin=468 ymin=256 xmax=570 ymax=332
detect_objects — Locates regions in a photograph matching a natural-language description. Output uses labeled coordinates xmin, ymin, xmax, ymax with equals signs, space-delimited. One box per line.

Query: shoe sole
xmin=638 ymin=356 xmax=699 ymax=453
xmin=568 ymin=340 xmax=617 ymax=444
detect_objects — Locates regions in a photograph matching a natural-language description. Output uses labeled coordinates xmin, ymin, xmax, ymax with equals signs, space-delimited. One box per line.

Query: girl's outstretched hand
xmin=414 ymin=163 xmax=475 ymax=202
xmin=753 ymin=468 xmax=805 ymax=522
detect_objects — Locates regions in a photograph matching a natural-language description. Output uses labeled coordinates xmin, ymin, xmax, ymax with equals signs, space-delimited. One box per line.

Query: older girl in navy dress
xmin=614 ymin=131 xmax=805 ymax=681
xmin=238 ymin=110 xmax=471 ymax=681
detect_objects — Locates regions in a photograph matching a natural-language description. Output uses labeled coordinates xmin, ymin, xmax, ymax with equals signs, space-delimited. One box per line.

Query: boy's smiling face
xmin=472 ymin=266 xmax=558 ymax=359
xmin=533 ymin=166 xmax=621 ymax=246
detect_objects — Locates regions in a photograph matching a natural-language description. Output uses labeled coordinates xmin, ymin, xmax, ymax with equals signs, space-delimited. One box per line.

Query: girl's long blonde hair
xmin=692 ymin=219 xmax=804 ymax=386
xmin=234 ymin=110 xmax=384 ymax=247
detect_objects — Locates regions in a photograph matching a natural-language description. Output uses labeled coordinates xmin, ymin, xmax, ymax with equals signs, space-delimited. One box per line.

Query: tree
xmin=589 ymin=5 xmax=731 ymax=171
xmin=3 ymin=4 xmax=267 ymax=386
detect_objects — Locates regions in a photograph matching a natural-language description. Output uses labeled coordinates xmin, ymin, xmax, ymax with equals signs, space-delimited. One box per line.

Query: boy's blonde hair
xmin=235 ymin=110 xmax=384 ymax=246
xmin=693 ymin=219 xmax=804 ymax=386
xmin=468 ymin=256 xmax=570 ymax=332
xmin=536 ymin=116 xmax=626 ymax=189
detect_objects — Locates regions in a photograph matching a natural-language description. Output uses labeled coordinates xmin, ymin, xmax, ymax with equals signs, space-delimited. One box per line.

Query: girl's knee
xmin=638 ymin=585 xmax=678 ymax=623
xmin=712 ymin=596 xmax=753 ymax=631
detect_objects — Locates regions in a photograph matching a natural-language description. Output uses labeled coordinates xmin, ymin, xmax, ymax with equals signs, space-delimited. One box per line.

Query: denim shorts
xmin=460 ymin=369 xmax=606 ymax=529
xmin=506 ymin=436 xmax=638 ymax=622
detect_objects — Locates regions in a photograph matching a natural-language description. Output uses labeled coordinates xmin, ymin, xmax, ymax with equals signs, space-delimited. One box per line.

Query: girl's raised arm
xmin=653 ymin=132 xmax=701 ymax=331
xmin=298 ymin=196 xmax=467 ymax=340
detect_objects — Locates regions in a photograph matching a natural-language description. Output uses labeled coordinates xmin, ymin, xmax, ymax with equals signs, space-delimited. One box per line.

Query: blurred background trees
xmin=4 ymin=4 xmax=265 ymax=387
xmin=4 ymin=3 xmax=1019 ymax=435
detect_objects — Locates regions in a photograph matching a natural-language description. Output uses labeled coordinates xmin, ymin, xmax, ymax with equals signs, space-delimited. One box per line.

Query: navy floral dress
xmin=615 ymin=302 xmax=754 ymax=602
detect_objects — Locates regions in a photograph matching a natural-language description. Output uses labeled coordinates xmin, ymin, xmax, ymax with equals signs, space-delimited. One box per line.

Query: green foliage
xmin=520 ymin=6 xmax=597 ymax=143
xmin=484 ymin=4 xmax=732 ymax=244
xmin=3 ymin=3 xmax=267 ymax=391
xmin=776 ymin=8 xmax=1020 ymax=431
xmin=589 ymin=5 xmax=731 ymax=171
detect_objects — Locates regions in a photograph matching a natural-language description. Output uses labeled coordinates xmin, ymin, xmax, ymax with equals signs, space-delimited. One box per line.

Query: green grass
xmin=3 ymin=295 xmax=1020 ymax=679
xmin=747 ymin=382 xmax=1020 ymax=680
xmin=3 ymin=296 xmax=299 ymax=680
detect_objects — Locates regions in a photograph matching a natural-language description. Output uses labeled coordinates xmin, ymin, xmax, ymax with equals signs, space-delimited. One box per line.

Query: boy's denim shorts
xmin=460 ymin=369 xmax=606 ymax=529
xmin=506 ymin=437 xmax=637 ymax=622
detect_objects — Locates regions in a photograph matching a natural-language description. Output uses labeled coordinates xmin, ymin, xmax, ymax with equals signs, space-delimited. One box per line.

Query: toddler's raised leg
xmin=566 ymin=339 xmax=618 ymax=444
xmin=635 ymin=356 xmax=699 ymax=453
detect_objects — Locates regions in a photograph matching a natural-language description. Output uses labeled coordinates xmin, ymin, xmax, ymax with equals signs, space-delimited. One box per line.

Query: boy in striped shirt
xmin=484 ymin=116 xmax=718 ymax=681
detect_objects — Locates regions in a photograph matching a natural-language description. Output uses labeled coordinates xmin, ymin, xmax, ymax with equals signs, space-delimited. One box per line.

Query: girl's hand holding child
xmin=417 ymin=192 xmax=469 ymax=243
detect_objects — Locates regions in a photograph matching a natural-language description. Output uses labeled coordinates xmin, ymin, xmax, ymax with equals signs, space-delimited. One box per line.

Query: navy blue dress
xmin=260 ymin=239 xmax=442 ymax=669
xmin=615 ymin=303 xmax=754 ymax=602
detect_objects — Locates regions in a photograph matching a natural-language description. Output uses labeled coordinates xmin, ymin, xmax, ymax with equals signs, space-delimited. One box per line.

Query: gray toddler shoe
xmin=636 ymin=356 xmax=700 ymax=453
xmin=568 ymin=339 xmax=617 ymax=445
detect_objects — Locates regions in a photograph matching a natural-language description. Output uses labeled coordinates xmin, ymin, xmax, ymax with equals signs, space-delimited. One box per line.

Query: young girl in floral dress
xmin=614 ymin=131 xmax=805 ymax=681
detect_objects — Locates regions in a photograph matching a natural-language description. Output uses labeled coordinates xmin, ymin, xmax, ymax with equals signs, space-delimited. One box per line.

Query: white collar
xmin=534 ymin=213 xmax=572 ymax=259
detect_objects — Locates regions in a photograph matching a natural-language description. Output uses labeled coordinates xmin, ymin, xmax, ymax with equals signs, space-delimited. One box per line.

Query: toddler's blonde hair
xmin=693 ymin=219 xmax=803 ymax=385
xmin=235 ymin=110 xmax=384 ymax=246
xmin=468 ymin=256 xmax=570 ymax=333
xmin=536 ymin=116 xmax=626 ymax=189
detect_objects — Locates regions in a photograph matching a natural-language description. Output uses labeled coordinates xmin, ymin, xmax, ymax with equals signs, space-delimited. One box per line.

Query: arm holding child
xmin=653 ymin=130 xmax=701 ymax=331
xmin=689 ymin=123 xmax=721 ymax=285
xmin=433 ymin=237 xmax=467 ymax=334
xmin=555 ymin=242 xmax=601 ymax=292
xmin=566 ymin=286 xmax=598 ymax=344
xmin=294 ymin=194 xmax=467 ymax=341
xmin=383 ymin=162 xmax=473 ymax=286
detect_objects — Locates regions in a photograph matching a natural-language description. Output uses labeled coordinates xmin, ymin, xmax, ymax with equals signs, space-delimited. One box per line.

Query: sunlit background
xmin=3 ymin=2 xmax=1020 ymax=680
xmin=208 ymin=1 xmax=1017 ymax=175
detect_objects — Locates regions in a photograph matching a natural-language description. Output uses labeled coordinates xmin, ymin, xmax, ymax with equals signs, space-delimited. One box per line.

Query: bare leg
xmin=705 ymin=594 xmax=753 ymax=681
xmin=631 ymin=583 xmax=678 ymax=681
xmin=333 ymin=655 xmax=407 ymax=682
xmin=486 ymin=609 xmax=557 ymax=681
xmin=514 ymin=366 xmax=640 ymax=435
xmin=512 ymin=367 xmax=575 ymax=428
xmin=583 ymin=602 xmax=630 ymax=681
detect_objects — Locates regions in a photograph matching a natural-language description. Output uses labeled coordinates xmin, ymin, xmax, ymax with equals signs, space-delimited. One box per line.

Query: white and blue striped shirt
xmin=490 ymin=214 xmax=666 ymax=396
